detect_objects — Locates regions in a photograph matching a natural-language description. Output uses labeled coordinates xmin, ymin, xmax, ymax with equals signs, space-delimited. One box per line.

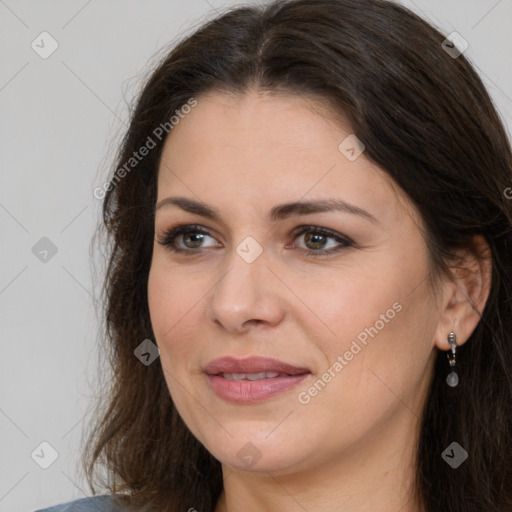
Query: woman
xmin=35 ymin=0 xmax=512 ymax=511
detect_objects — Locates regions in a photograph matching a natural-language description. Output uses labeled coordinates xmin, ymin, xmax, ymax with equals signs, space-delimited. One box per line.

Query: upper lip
xmin=204 ymin=356 xmax=311 ymax=376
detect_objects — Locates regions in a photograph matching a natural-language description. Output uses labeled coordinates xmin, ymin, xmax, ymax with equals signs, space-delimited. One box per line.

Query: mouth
xmin=204 ymin=356 xmax=311 ymax=404
xmin=204 ymin=356 xmax=311 ymax=376
xmin=220 ymin=371 xmax=295 ymax=380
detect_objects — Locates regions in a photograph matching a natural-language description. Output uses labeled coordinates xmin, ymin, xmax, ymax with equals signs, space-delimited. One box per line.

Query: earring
xmin=446 ymin=331 xmax=459 ymax=387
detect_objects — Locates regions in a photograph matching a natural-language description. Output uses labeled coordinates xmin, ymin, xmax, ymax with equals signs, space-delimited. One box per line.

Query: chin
xmin=220 ymin=449 xmax=302 ymax=474
xmin=199 ymin=428 xmax=311 ymax=474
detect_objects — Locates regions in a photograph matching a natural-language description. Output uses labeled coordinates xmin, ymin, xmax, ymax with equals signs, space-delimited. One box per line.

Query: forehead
xmin=162 ymin=88 xmax=349 ymax=157
xmin=156 ymin=89 xmax=416 ymax=226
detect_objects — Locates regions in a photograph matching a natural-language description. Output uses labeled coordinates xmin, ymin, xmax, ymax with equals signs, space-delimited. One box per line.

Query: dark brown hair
xmin=84 ymin=1 xmax=512 ymax=510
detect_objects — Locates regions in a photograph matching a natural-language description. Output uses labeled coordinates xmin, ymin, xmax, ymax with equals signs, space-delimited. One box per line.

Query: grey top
xmin=33 ymin=495 xmax=123 ymax=512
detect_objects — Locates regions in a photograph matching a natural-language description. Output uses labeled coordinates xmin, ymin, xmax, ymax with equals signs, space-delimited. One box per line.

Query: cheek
xmin=148 ymin=250 xmax=204 ymax=330
xmin=299 ymin=264 xmax=437 ymax=420
xmin=147 ymin=263 xmax=201 ymax=413
xmin=298 ymin=262 xmax=407 ymax=355
xmin=305 ymin=286 xmax=438 ymax=433
xmin=147 ymin=261 xmax=197 ymax=364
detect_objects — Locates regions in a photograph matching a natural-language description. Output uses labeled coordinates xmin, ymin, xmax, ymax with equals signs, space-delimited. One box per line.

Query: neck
xmin=214 ymin=409 xmax=424 ymax=512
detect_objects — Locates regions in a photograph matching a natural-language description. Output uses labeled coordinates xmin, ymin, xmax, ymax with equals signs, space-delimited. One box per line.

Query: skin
xmin=147 ymin=89 xmax=490 ymax=512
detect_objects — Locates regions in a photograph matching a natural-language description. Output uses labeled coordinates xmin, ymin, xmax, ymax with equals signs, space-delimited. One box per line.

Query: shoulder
xmin=33 ymin=494 xmax=126 ymax=512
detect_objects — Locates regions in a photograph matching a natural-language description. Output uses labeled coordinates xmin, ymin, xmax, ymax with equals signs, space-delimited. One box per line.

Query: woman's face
xmin=148 ymin=89 xmax=444 ymax=475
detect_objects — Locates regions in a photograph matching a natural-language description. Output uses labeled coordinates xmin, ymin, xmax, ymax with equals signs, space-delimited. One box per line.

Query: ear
xmin=434 ymin=234 xmax=492 ymax=351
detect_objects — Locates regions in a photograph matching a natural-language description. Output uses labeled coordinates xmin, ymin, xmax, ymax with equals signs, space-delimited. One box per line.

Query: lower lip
xmin=207 ymin=373 xmax=310 ymax=404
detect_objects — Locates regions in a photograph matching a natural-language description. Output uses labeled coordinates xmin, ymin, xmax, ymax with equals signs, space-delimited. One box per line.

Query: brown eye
xmin=157 ymin=224 xmax=219 ymax=252
xmin=303 ymin=232 xmax=330 ymax=250
xmin=291 ymin=226 xmax=353 ymax=256
xmin=181 ymin=232 xmax=207 ymax=249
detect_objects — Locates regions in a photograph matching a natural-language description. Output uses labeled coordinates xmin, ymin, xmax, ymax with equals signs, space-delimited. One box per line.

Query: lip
xmin=204 ymin=356 xmax=310 ymax=376
xmin=204 ymin=356 xmax=311 ymax=404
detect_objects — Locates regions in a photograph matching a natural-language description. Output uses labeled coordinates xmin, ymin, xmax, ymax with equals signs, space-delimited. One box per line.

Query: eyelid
xmin=155 ymin=224 xmax=219 ymax=250
xmin=289 ymin=225 xmax=353 ymax=255
xmin=156 ymin=223 xmax=354 ymax=256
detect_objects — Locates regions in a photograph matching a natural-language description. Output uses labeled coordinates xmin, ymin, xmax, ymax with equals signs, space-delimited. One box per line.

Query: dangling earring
xmin=446 ymin=331 xmax=459 ymax=387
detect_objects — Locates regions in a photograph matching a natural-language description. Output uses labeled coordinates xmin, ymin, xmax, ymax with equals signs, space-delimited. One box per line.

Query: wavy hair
xmin=84 ymin=1 xmax=512 ymax=510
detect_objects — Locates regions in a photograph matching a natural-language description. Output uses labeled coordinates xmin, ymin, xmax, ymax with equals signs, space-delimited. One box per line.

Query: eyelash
xmin=156 ymin=224 xmax=353 ymax=257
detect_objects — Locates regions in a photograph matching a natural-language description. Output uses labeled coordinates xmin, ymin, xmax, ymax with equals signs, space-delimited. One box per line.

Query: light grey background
xmin=1 ymin=1 xmax=511 ymax=511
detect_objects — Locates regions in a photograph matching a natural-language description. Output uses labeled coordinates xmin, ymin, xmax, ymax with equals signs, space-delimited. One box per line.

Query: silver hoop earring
xmin=446 ymin=331 xmax=459 ymax=387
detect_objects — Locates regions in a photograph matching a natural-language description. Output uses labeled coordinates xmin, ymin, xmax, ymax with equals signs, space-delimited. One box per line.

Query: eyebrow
xmin=155 ymin=196 xmax=378 ymax=224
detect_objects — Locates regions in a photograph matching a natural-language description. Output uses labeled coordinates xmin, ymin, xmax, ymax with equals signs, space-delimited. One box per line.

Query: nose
xmin=207 ymin=246 xmax=286 ymax=333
